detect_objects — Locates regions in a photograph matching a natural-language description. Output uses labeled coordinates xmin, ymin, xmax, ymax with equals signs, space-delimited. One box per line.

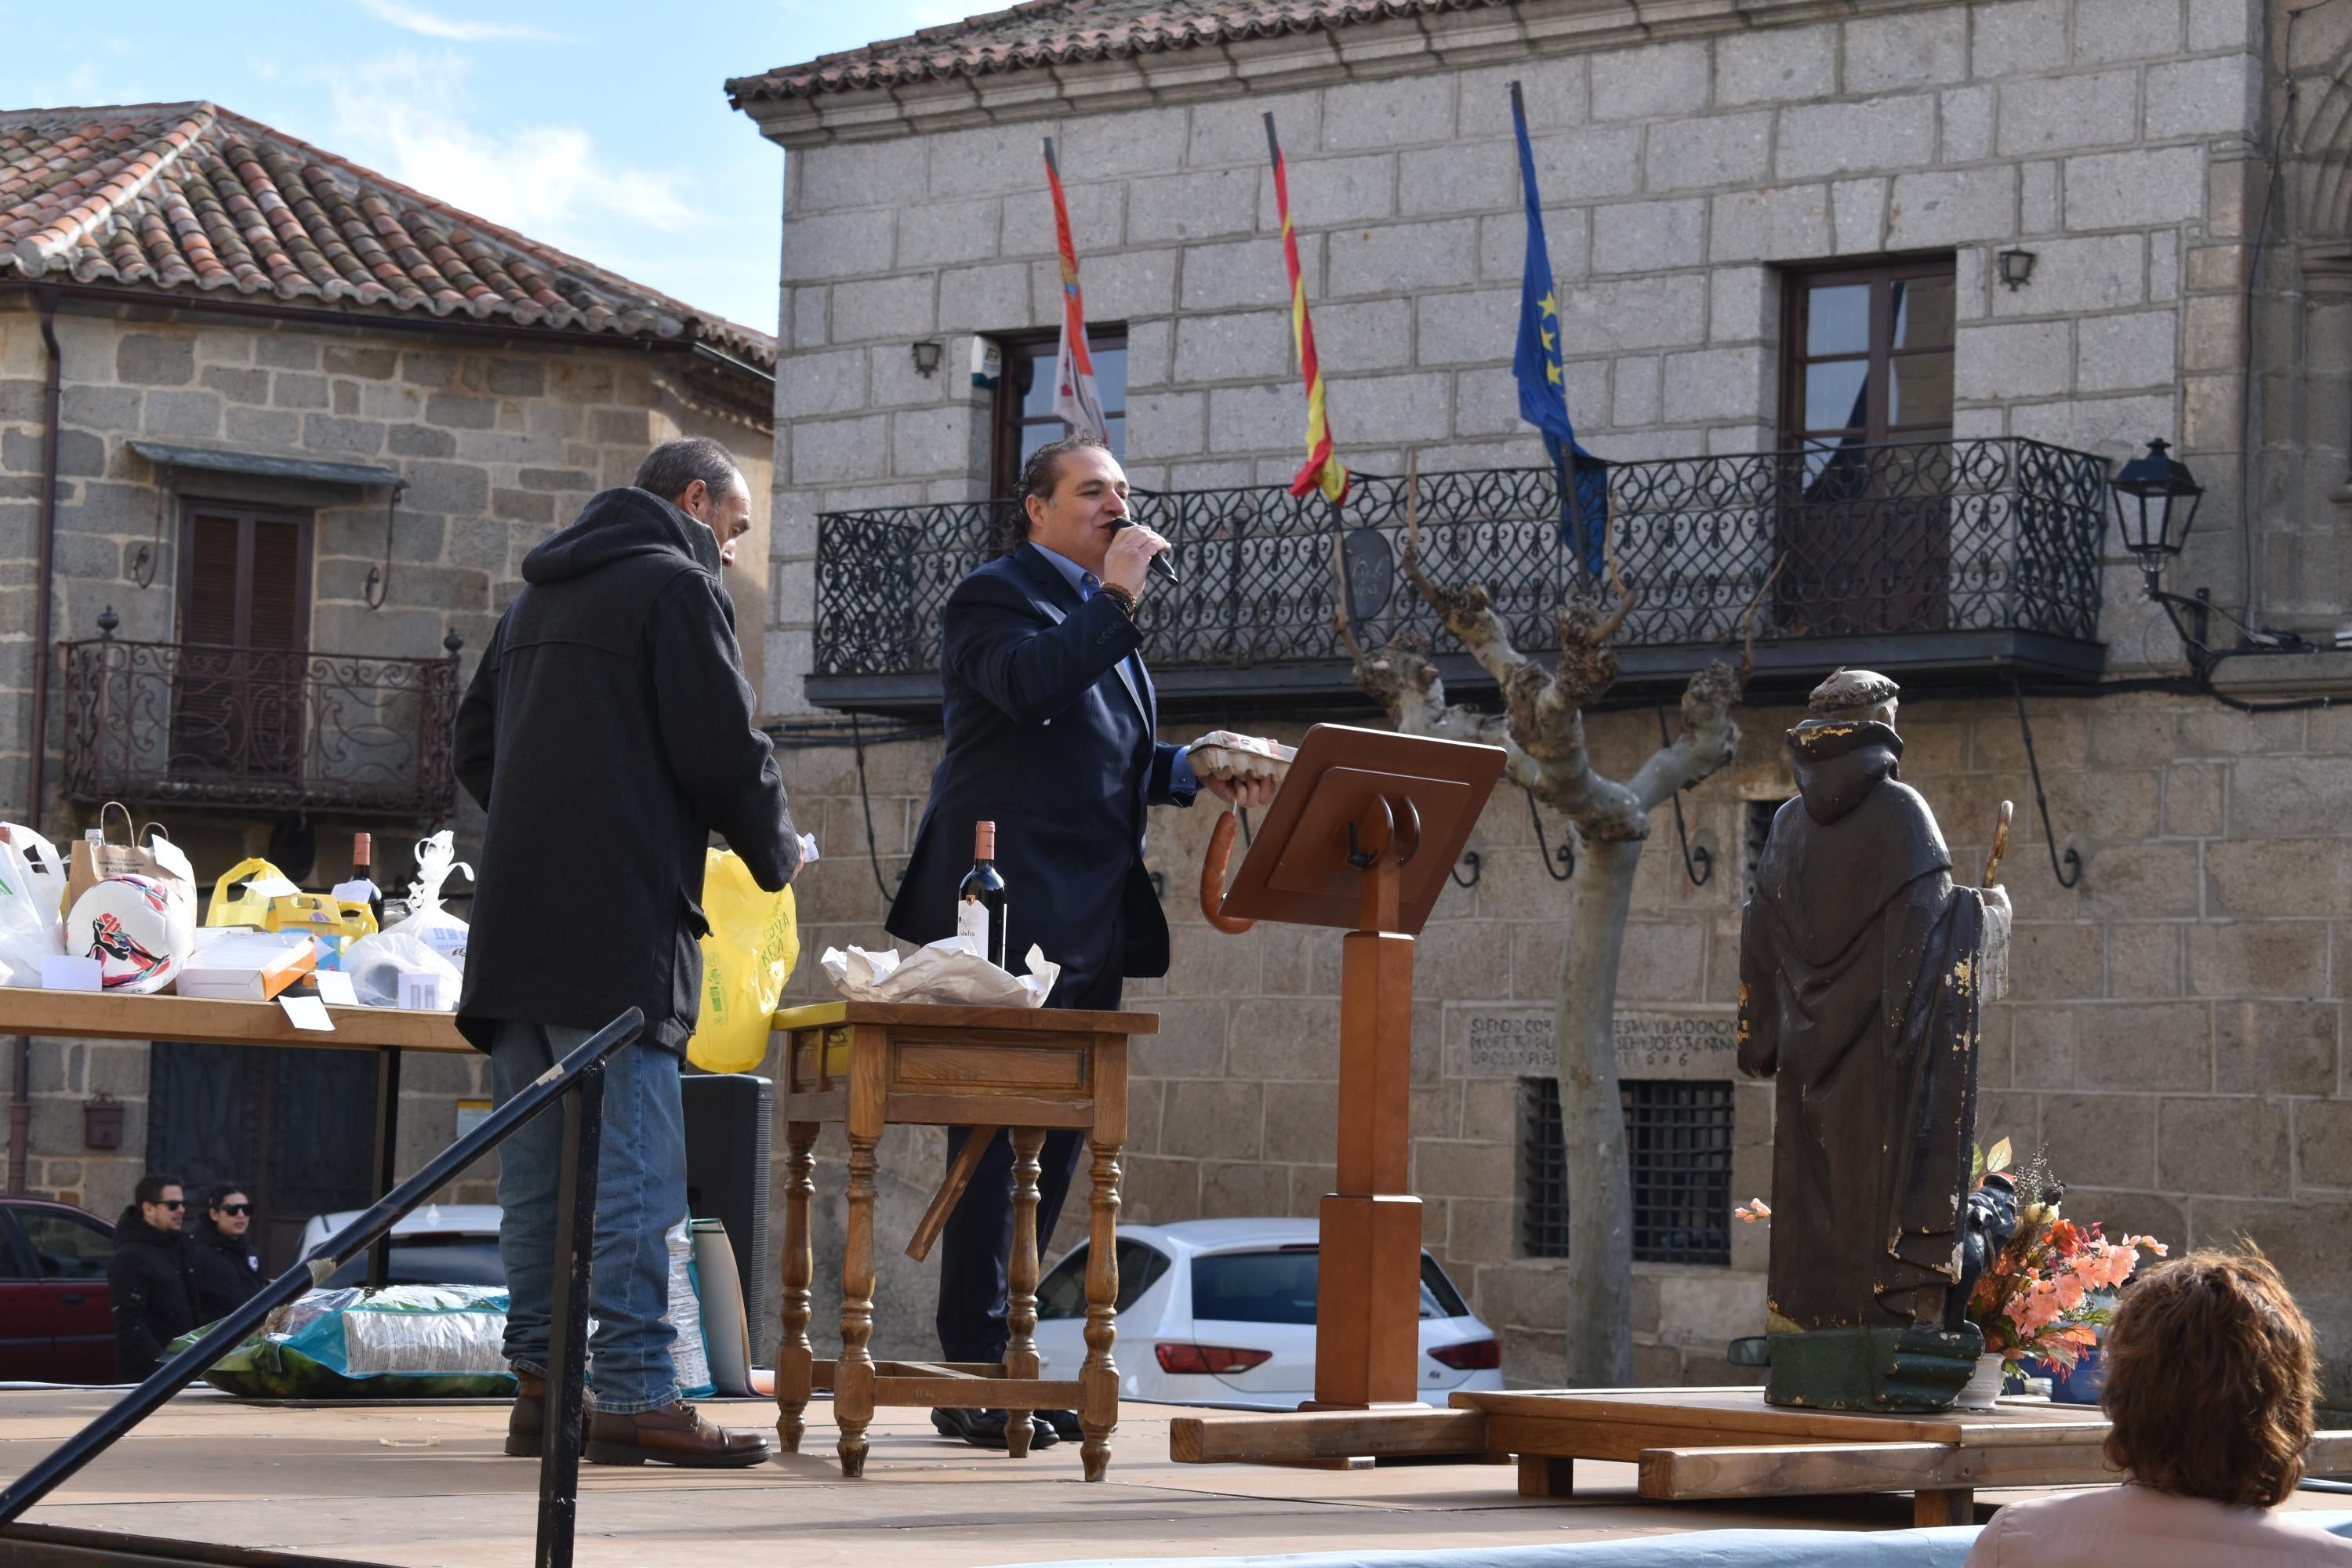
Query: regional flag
xmin=1509 ymin=83 xmax=1607 ymax=575
xmin=1044 ymin=138 xmax=1110 ymax=445
xmin=1265 ymin=113 xmax=1349 ymax=506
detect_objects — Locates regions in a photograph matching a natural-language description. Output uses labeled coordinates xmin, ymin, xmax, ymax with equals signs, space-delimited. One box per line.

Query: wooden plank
xmin=1169 ymin=1409 xmax=1487 ymax=1464
xmin=884 ymin=1091 xmax=1094 ymax=1130
xmin=779 ymin=1089 xmax=848 ymax=1124
xmin=872 ymin=1376 xmax=1084 ymax=1409
xmin=772 ymin=1002 xmax=1159 ymax=1035
xmin=1637 ymin=1442 xmax=2119 ymax=1501
xmin=1454 ymin=1387 xmax=2102 ymax=1448
xmin=904 ymin=1124 xmax=1001 ymax=1263
xmin=0 ymin=989 xmax=470 ymax=1051
xmin=895 ymin=1040 xmax=1088 ymax=1091
xmin=1913 ymin=1488 xmax=1974 ymax=1527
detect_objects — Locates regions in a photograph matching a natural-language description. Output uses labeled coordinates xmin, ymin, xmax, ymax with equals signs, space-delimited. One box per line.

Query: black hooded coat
xmin=107 ymin=1209 xmax=199 ymax=1380
xmin=1736 ymin=718 xmax=1991 ymax=1334
xmin=455 ymin=487 xmax=800 ymax=1058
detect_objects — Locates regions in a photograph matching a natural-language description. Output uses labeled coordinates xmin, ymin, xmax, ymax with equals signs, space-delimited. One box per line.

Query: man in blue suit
xmin=886 ymin=434 xmax=1272 ymax=1448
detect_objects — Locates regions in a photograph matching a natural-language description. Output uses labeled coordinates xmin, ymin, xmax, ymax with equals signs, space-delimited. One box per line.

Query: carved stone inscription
xmin=1457 ymin=1007 xmax=1737 ymax=1080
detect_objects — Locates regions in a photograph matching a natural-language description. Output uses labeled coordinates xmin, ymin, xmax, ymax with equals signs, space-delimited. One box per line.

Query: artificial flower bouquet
xmin=1965 ymin=1140 xmax=2167 ymax=1372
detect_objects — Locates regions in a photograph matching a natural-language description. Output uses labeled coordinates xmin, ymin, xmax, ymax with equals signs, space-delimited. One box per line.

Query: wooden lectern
xmin=1205 ymin=724 xmax=1507 ymax=1410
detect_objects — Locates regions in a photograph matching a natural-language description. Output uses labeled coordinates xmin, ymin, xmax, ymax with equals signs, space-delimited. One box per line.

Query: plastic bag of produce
xmin=172 ymin=1284 xmax=517 ymax=1399
xmin=380 ymin=831 xmax=471 ymax=972
xmin=0 ymin=823 xmax=67 ymax=987
xmin=343 ymin=931 xmax=462 ymax=1010
xmin=684 ymin=848 xmax=799 ymax=1074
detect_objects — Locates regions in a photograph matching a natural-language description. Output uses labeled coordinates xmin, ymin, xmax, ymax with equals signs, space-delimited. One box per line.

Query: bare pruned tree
xmin=1333 ymin=457 xmax=1777 ymax=1384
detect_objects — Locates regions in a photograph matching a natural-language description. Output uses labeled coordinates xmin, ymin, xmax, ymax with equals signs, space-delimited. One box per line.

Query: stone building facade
xmin=1 ymin=103 xmax=775 ymax=1254
xmin=734 ymin=0 xmax=2352 ymax=1395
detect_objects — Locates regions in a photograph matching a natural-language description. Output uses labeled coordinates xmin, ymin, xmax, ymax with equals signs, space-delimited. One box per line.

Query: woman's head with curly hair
xmin=2102 ymin=1248 xmax=2316 ymax=1508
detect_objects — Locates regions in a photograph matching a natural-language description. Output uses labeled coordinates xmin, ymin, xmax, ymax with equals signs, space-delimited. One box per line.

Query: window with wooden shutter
xmin=171 ymin=503 xmax=312 ymax=784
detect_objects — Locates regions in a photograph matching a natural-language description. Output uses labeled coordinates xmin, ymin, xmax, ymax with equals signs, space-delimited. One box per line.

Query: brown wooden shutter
xmin=172 ymin=503 xmax=312 ymax=783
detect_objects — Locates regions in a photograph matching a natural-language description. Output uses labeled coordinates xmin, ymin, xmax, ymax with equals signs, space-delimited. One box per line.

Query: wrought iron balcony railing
xmin=61 ymin=639 xmax=460 ymax=818
xmin=811 ymin=437 xmax=2111 ymax=713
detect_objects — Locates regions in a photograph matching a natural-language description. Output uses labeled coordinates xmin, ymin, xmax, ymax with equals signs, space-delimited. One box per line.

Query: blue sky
xmin=5 ymin=0 xmax=966 ymax=335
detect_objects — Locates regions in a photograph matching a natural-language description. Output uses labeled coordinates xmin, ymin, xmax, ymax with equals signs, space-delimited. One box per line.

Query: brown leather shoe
xmin=505 ymin=1370 xmax=594 ymax=1458
xmin=585 ymin=1400 xmax=771 ymax=1468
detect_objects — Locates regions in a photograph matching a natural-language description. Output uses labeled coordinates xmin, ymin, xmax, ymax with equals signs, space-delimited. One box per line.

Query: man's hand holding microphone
xmin=1103 ymin=517 xmax=1178 ymax=593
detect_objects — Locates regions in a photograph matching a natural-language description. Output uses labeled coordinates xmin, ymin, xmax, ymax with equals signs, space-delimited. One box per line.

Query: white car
xmin=299 ymin=1203 xmax=505 ymax=1290
xmin=1029 ymin=1218 xmax=1504 ymax=1409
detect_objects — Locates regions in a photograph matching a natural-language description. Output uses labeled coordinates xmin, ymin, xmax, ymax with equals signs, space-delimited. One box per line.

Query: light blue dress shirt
xmin=1030 ymin=542 xmax=1198 ymax=795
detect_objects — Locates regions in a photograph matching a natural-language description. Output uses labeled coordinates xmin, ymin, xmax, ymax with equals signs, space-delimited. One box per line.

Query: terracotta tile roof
xmin=0 ymin=102 xmax=775 ymax=368
xmin=727 ymin=0 xmax=1508 ymax=103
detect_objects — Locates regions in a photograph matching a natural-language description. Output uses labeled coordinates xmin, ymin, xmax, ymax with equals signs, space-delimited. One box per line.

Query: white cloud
xmin=327 ymin=51 xmax=697 ymax=267
xmin=351 ymin=0 xmax=560 ymax=43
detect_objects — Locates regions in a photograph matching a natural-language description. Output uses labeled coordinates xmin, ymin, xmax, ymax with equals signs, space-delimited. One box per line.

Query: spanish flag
xmin=1044 ymin=137 xmax=1110 ymax=444
xmin=1265 ymin=114 xmax=1349 ymax=506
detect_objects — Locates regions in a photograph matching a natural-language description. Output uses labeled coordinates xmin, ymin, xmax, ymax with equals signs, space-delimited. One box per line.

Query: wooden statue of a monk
xmin=1737 ymin=669 xmax=2012 ymax=1412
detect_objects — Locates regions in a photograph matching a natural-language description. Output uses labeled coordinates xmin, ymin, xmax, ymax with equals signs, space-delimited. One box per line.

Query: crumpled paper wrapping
xmin=820 ymin=933 xmax=1058 ymax=1007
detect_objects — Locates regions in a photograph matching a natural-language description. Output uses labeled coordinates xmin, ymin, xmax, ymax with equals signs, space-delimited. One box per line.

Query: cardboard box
xmin=176 ymin=933 xmax=318 ymax=1001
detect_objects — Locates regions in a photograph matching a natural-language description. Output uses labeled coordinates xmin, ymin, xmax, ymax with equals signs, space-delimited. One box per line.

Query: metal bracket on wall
xmin=362 ymin=481 xmax=408 ymax=610
xmin=1654 ymin=705 xmax=1715 ymax=888
xmin=1450 ymin=850 xmax=1481 ymax=889
xmin=2009 ymin=674 xmax=2083 ymax=890
xmin=1527 ymin=789 xmax=1574 ymax=881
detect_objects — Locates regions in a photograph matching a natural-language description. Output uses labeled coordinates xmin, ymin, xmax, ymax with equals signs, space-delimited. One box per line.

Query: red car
xmin=0 ymin=1197 xmax=118 ymax=1384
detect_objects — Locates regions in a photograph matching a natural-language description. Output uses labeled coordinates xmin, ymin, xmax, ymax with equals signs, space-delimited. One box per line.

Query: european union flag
xmin=1510 ymin=83 xmax=1608 ymax=578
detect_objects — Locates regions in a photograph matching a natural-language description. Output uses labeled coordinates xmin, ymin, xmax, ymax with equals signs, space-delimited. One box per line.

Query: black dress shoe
xmin=1039 ymin=1409 xmax=1083 ymax=1442
xmin=930 ymin=1406 xmax=1060 ymax=1449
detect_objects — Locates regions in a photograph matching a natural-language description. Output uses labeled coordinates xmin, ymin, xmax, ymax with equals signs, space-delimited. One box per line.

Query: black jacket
xmin=887 ymin=544 xmax=1192 ymax=985
xmin=190 ymin=1223 xmax=263 ymax=1323
xmin=107 ymin=1210 xmax=198 ymax=1380
xmin=456 ymin=487 xmax=799 ymax=1057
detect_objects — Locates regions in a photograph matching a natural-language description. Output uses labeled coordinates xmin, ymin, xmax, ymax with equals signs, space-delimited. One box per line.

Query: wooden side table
xmin=768 ymin=1000 xmax=1153 ymax=1479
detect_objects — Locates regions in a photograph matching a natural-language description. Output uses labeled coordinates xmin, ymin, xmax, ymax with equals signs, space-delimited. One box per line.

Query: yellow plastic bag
xmin=207 ymin=857 xmax=373 ymax=942
xmin=686 ymin=849 xmax=799 ymax=1075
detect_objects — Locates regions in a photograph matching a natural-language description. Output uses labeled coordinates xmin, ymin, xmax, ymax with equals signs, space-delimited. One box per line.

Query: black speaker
xmin=681 ymin=1073 xmax=772 ymax=1343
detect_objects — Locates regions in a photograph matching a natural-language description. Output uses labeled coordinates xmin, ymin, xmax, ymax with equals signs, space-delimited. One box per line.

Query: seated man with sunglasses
xmin=109 ymin=1173 xmax=201 ymax=1380
xmin=191 ymin=1184 xmax=263 ymax=1325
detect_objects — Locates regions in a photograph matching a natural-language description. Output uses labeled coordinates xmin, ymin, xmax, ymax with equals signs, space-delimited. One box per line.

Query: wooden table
xmin=0 ymin=988 xmax=468 ymax=1283
xmin=768 ymin=1000 xmax=1152 ymax=1481
xmin=1169 ymin=1386 xmax=2352 ymax=1526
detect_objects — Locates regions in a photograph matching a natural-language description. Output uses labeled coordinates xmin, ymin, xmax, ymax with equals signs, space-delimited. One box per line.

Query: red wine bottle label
xmin=957 ymin=896 xmax=990 ymax=951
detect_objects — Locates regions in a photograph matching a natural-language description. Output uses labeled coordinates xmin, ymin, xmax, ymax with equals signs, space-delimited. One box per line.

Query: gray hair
xmin=634 ymin=437 xmax=746 ymax=506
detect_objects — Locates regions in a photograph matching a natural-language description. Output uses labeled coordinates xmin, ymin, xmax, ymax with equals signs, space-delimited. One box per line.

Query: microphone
xmin=1110 ymin=517 xmax=1180 ymax=585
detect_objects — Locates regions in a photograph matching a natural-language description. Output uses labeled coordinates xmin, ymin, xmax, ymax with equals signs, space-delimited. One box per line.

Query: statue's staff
xmin=1982 ymin=799 xmax=2015 ymax=887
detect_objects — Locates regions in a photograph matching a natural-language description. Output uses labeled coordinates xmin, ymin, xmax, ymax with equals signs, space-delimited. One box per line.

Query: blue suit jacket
xmin=887 ymin=543 xmax=1194 ymax=984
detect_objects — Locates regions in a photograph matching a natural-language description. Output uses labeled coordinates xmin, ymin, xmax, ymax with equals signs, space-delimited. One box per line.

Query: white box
xmin=40 ymin=955 xmax=103 ymax=992
xmin=176 ymin=933 xmax=315 ymax=1001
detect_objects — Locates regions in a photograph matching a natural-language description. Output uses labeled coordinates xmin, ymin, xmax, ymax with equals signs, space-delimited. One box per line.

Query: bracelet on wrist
xmin=1099 ymin=583 xmax=1139 ymax=619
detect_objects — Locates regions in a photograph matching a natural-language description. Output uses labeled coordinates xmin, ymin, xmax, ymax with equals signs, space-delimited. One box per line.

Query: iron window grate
xmin=1519 ymin=1078 xmax=1737 ymax=1265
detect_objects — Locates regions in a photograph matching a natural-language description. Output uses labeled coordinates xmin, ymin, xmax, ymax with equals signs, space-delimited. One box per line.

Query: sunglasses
xmin=156 ymin=1199 xmax=185 ymax=1210
xmin=216 ymin=1203 xmax=252 ymax=1216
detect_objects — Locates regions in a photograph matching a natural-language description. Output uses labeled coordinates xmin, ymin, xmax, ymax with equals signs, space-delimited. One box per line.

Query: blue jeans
xmin=490 ymin=1019 xmax=685 ymax=1414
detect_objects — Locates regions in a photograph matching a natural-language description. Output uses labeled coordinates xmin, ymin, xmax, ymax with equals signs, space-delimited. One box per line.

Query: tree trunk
xmin=1557 ymin=834 xmax=1641 ymax=1386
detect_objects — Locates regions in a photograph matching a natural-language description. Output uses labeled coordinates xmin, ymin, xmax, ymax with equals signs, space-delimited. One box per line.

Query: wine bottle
xmin=957 ymin=820 xmax=1008 ymax=969
xmin=351 ymin=833 xmax=385 ymax=927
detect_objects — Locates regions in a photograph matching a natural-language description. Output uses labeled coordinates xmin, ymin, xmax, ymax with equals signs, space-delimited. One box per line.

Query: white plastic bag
xmin=343 ymin=931 xmax=463 ymax=1010
xmin=820 ymin=934 xmax=1059 ymax=1007
xmin=0 ymin=824 xmax=67 ymax=988
xmin=381 ymin=831 xmax=471 ymax=971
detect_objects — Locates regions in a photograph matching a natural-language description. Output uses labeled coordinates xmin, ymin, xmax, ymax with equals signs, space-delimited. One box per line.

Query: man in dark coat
xmin=189 ymin=1183 xmax=263 ymax=1323
xmin=457 ymin=437 xmax=799 ymax=1468
xmin=1737 ymin=669 xmax=2011 ymax=1412
xmin=887 ymin=434 xmax=1272 ymax=1448
xmin=108 ymin=1173 xmax=198 ymax=1380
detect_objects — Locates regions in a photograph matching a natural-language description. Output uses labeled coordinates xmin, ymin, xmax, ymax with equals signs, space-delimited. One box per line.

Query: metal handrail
xmin=811 ymin=437 xmax=2111 ymax=681
xmin=0 ymin=1007 xmax=645 ymax=1568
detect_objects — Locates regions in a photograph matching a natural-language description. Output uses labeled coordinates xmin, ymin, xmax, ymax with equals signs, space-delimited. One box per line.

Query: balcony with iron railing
xmin=809 ymin=437 xmax=2112 ymax=716
xmin=60 ymin=636 xmax=462 ymax=818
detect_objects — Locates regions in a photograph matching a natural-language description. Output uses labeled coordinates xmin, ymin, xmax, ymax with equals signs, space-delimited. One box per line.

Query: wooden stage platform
xmin=0 ymin=1385 xmax=2238 ymax=1568
xmin=9 ymin=1386 xmax=2352 ymax=1568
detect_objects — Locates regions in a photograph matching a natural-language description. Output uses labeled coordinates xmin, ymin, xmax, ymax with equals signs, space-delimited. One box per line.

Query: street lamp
xmin=1997 ymin=247 xmax=2037 ymax=290
xmin=2110 ymin=437 xmax=2212 ymax=677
